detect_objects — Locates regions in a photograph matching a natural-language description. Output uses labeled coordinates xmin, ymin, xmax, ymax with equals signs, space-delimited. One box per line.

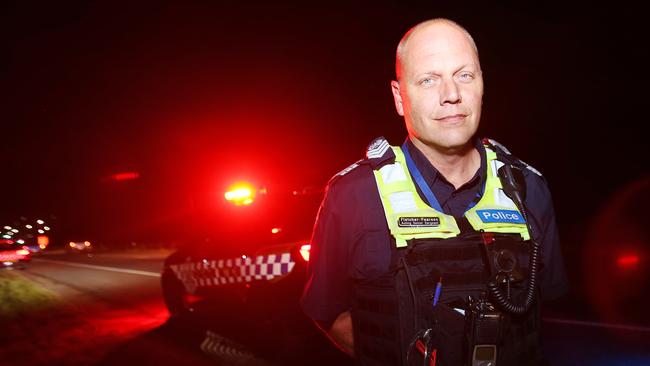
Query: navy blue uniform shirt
xmin=300 ymin=137 xmax=569 ymax=330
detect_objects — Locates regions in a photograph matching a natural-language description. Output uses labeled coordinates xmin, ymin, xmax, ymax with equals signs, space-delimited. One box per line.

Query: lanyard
xmin=401 ymin=142 xmax=444 ymax=212
xmin=401 ymin=142 xmax=484 ymax=214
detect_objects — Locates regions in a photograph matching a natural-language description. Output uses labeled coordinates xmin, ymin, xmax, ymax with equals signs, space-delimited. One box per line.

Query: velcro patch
xmin=477 ymin=209 xmax=525 ymax=224
xmin=398 ymin=217 xmax=440 ymax=227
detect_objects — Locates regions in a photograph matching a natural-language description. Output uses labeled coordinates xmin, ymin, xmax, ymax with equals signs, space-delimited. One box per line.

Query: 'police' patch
xmin=477 ymin=210 xmax=525 ymax=224
xmin=398 ymin=217 xmax=440 ymax=227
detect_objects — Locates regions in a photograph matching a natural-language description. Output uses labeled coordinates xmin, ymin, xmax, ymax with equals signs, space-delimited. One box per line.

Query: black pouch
xmin=430 ymin=303 xmax=466 ymax=366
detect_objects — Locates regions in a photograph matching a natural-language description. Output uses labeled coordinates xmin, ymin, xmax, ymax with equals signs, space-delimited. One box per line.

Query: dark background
xmin=1 ymin=1 xmax=647 ymax=249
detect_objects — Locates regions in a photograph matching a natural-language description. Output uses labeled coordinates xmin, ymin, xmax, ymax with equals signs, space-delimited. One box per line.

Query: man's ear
xmin=391 ymin=80 xmax=404 ymax=116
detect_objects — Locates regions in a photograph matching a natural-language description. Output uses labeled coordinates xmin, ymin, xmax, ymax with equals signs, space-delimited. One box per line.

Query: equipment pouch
xmin=431 ymin=303 xmax=465 ymax=366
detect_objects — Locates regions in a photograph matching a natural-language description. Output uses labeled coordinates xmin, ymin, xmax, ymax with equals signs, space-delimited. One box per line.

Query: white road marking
xmin=33 ymin=258 xmax=161 ymax=277
xmin=544 ymin=317 xmax=650 ymax=333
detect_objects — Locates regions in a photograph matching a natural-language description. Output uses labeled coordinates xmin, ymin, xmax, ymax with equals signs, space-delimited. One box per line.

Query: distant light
xmin=2 ymin=235 xmax=10 ymax=239
xmin=25 ymin=225 xmax=33 ymax=229
xmin=36 ymin=220 xmax=44 ymax=225
xmin=299 ymin=244 xmax=311 ymax=262
xmin=37 ymin=236 xmax=49 ymax=246
xmin=617 ymin=255 xmax=640 ymax=269
xmin=11 ymin=229 xmax=18 ymax=233
xmin=16 ymin=239 xmax=25 ymax=244
xmin=6 ymin=232 xmax=13 ymax=236
xmin=17 ymin=249 xmax=30 ymax=256
xmin=225 ymin=183 xmax=256 ymax=206
xmin=38 ymin=229 xmax=44 ymax=234
xmin=3 ymin=226 xmax=11 ymax=230
xmin=69 ymin=242 xmax=75 ymax=248
xmin=111 ymin=172 xmax=140 ymax=181
xmin=44 ymin=226 xmax=50 ymax=231
xmin=271 ymin=227 xmax=282 ymax=234
xmin=84 ymin=241 xmax=91 ymax=247
xmin=241 ymin=255 xmax=247 ymax=259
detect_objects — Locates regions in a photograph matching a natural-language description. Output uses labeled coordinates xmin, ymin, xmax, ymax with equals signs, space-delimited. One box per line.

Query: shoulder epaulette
xmin=365 ymin=136 xmax=395 ymax=169
xmin=327 ymin=137 xmax=396 ymax=185
xmin=483 ymin=138 xmax=543 ymax=177
xmin=333 ymin=159 xmax=363 ymax=178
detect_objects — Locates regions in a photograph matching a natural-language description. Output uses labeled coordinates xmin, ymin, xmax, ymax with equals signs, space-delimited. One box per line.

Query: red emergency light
xmin=224 ymin=182 xmax=256 ymax=206
xmin=111 ymin=172 xmax=140 ymax=181
xmin=617 ymin=254 xmax=640 ymax=269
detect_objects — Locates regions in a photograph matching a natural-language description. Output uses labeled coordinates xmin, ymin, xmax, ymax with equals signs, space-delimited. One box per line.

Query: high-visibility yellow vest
xmin=373 ymin=144 xmax=530 ymax=247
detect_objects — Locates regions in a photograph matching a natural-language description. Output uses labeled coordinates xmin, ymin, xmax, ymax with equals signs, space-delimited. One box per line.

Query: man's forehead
xmin=409 ymin=25 xmax=474 ymax=55
xmin=403 ymin=25 xmax=479 ymax=72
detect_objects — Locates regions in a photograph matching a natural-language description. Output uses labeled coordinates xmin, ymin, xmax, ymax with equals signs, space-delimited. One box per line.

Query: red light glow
xmin=224 ymin=182 xmax=256 ymax=206
xmin=299 ymin=244 xmax=311 ymax=262
xmin=617 ymin=255 xmax=640 ymax=268
xmin=183 ymin=293 xmax=203 ymax=308
xmin=111 ymin=172 xmax=140 ymax=181
xmin=271 ymin=227 xmax=281 ymax=234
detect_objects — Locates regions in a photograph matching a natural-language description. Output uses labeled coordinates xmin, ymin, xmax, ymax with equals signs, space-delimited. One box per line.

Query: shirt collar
xmin=404 ymin=137 xmax=486 ymax=191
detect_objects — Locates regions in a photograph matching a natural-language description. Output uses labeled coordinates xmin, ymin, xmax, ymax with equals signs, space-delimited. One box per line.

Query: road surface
xmin=1 ymin=248 xmax=649 ymax=366
xmin=0 ymin=248 xmax=220 ymax=366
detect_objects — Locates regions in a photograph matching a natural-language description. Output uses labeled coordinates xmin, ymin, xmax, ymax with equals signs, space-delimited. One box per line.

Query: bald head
xmin=395 ymin=18 xmax=480 ymax=81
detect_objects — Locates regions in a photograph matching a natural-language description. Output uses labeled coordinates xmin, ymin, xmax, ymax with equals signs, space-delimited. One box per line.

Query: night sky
xmin=1 ymin=1 xmax=647 ymax=245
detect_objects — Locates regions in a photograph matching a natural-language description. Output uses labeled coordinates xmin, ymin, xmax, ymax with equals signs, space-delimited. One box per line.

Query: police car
xmin=160 ymin=181 xmax=352 ymax=365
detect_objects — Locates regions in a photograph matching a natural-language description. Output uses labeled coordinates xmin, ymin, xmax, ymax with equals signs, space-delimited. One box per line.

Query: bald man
xmin=301 ymin=19 xmax=567 ymax=366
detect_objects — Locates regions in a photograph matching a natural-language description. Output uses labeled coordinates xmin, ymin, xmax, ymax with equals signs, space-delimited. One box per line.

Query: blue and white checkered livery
xmin=170 ymin=252 xmax=296 ymax=294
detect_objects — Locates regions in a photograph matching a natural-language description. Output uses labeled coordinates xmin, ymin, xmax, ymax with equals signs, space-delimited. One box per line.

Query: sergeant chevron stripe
xmin=367 ymin=139 xmax=389 ymax=159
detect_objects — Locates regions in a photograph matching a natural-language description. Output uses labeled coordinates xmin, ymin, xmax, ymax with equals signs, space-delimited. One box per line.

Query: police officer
xmin=301 ymin=18 xmax=568 ymax=365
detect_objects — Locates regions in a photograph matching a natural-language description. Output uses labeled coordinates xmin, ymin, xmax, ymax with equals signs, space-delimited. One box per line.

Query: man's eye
xmin=458 ymin=72 xmax=474 ymax=82
xmin=419 ymin=78 xmax=433 ymax=86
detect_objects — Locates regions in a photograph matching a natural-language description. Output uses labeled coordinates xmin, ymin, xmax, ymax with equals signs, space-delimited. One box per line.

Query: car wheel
xmin=161 ymin=268 xmax=194 ymax=317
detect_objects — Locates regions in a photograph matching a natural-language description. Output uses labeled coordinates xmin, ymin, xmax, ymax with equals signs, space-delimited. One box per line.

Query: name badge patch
xmin=398 ymin=217 xmax=440 ymax=227
xmin=477 ymin=210 xmax=525 ymax=224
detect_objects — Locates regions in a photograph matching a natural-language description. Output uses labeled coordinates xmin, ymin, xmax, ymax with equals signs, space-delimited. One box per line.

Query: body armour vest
xmin=352 ymin=140 xmax=544 ymax=366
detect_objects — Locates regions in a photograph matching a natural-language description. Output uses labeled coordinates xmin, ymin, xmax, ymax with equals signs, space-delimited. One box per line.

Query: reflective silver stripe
xmin=388 ymin=191 xmax=418 ymax=213
xmin=522 ymin=162 xmax=542 ymax=176
xmin=496 ymin=188 xmax=517 ymax=209
xmin=379 ymin=162 xmax=407 ymax=184
xmin=488 ymin=138 xmax=511 ymax=154
xmin=489 ymin=138 xmax=542 ymax=177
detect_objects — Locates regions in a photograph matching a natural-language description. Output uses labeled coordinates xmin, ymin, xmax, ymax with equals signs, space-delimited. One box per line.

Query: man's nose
xmin=439 ymin=77 xmax=461 ymax=105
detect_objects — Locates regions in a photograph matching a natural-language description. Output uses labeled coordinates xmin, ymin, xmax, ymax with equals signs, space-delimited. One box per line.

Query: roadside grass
xmin=0 ymin=270 xmax=60 ymax=319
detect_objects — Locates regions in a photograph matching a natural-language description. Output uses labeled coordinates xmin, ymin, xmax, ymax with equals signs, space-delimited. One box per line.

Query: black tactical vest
xmin=352 ymin=231 xmax=544 ymax=366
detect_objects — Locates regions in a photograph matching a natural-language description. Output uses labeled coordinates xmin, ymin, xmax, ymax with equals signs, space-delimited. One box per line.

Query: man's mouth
xmin=435 ymin=114 xmax=467 ymax=123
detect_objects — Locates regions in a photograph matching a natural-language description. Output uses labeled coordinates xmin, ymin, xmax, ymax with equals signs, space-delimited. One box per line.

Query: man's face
xmin=392 ymin=23 xmax=484 ymax=151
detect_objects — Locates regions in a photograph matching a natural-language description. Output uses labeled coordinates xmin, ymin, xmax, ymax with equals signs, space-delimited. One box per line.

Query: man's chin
xmin=418 ymin=135 xmax=475 ymax=153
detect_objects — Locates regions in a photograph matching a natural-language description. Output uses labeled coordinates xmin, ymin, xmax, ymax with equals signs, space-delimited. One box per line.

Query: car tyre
xmin=161 ymin=269 xmax=193 ymax=318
